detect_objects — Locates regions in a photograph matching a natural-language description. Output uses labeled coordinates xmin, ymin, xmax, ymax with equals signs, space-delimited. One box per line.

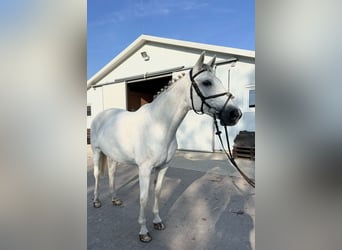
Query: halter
xmin=189 ymin=68 xmax=233 ymax=115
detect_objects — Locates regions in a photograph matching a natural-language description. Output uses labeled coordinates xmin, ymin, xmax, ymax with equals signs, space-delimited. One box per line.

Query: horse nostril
xmin=230 ymin=109 xmax=242 ymax=121
xmin=220 ymin=108 xmax=242 ymax=126
xmin=230 ymin=110 xmax=238 ymax=119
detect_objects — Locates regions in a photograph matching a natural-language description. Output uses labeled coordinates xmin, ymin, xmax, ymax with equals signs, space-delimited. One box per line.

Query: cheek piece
xmin=189 ymin=68 xmax=232 ymax=116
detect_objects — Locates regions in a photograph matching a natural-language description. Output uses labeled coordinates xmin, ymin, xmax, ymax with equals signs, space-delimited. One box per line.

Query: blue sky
xmin=87 ymin=0 xmax=254 ymax=79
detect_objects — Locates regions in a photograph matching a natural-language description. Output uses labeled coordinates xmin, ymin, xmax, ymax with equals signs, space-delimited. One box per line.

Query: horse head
xmin=189 ymin=52 xmax=242 ymax=126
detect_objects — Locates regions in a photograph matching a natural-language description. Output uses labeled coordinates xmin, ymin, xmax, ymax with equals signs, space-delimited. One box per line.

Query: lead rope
xmin=213 ymin=115 xmax=255 ymax=188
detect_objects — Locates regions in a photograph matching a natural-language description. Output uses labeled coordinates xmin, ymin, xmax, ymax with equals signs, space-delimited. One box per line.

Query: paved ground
xmin=87 ymin=146 xmax=255 ymax=250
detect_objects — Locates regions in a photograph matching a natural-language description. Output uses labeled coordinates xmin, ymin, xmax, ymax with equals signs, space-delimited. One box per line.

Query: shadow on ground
xmin=87 ymin=149 xmax=255 ymax=250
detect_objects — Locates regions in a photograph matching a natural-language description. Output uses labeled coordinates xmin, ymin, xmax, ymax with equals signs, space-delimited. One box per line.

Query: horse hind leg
xmin=153 ymin=166 xmax=168 ymax=230
xmin=107 ymin=158 xmax=122 ymax=206
xmin=93 ymin=149 xmax=104 ymax=208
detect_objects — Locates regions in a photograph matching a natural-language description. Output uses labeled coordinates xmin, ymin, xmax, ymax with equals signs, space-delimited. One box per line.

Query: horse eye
xmin=202 ymin=80 xmax=212 ymax=87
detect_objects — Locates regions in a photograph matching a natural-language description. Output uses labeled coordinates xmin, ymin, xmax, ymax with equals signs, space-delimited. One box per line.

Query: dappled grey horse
xmin=90 ymin=52 xmax=242 ymax=242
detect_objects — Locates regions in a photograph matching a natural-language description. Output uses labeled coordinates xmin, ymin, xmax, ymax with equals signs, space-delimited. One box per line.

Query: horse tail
xmin=99 ymin=152 xmax=107 ymax=177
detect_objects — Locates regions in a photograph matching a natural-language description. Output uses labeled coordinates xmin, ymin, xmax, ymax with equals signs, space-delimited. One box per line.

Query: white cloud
xmin=88 ymin=0 xmax=210 ymax=27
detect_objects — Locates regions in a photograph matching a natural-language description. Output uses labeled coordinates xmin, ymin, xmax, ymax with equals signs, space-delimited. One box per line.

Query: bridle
xmin=189 ymin=67 xmax=255 ymax=188
xmin=189 ymin=68 xmax=233 ymax=116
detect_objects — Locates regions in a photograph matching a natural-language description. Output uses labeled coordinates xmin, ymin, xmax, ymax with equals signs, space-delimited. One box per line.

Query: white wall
xmin=103 ymin=83 xmax=126 ymax=110
xmin=87 ymin=87 xmax=103 ymax=128
xmin=176 ymin=110 xmax=214 ymax=151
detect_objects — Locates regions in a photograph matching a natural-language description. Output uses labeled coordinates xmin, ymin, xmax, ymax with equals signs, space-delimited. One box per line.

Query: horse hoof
xmin=139 ymin=232 xmax=152 ymax=243
xmin=93 ymin=200 xmax=101 ymax=208
xmin=153 ymin=222 xmax=165 ymax=230
xmin=112 ymin=198 xmax=122 ymax=206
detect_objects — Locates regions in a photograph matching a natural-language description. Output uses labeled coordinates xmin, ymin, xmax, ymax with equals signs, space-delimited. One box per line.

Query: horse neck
xmin=149 ymin=75 xmax=191 ymax=135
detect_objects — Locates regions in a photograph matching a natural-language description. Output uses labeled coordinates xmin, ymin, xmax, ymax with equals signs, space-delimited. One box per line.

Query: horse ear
xmin=193 ymin=51 xmax=205 ymax=74
xmin=208 ymin=55 xmax=216 ymax=68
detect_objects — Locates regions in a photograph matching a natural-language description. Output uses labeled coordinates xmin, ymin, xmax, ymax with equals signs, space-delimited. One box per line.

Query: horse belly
xmin=104 ymin=121 xmax=136 ymax=163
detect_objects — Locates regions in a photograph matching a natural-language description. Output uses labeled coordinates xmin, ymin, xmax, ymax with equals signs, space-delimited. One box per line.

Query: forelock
xmin=202 ymin=64 xmax=214 ymax=73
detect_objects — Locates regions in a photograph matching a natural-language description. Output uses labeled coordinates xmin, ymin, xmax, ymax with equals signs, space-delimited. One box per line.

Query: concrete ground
xmin=87 ymin=146 xmax=255 ymax=250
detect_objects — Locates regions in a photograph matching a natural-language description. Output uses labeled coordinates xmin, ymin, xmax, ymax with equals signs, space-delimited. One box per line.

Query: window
xmin=249 ymin=89 xmax=255 ymax=108
xmin=87 ymin=105 xmax=92 ymax=116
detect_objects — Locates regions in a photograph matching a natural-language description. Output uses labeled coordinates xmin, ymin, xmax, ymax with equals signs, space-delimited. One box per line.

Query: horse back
xmin=91 ymin=108 xmax=125 ymax=137
xmin=90 ymin=108 xmax=143 ymax=163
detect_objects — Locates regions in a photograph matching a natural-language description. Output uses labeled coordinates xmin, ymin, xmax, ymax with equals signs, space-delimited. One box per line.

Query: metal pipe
xmin=91 ymin=58 xmax=237 ymax=89
xmin=92 ymin=66 xmax=184 ymax=89
xmin=215 ymin=58 xmax=238 ymax=66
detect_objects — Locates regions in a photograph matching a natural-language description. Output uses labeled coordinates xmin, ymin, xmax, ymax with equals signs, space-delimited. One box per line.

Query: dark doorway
xmin=126 ymin=76 xmax=171 ymax=111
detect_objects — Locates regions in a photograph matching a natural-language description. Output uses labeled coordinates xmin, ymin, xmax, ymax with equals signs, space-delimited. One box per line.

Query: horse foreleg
xmin=138 ymin=166 xmax=152 ymax=242
xmin=93 ymin=150 xmax=101 ymax=208
xmin=152 ymin=166 xmax=168 ymax=230
xmin=108 ymin=159 xmax=122 ymax=206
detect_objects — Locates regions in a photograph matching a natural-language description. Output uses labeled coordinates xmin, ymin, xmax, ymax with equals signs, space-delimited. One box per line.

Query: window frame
xmin=249 ymin=89 xmax=255 ymax=108
xmin=87 ymin=105 xmax=92 ymax=116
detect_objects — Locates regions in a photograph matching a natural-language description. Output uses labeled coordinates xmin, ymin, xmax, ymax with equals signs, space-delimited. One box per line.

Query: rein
xmin=189 ymin=68 xmax=255 ymax=188
xmin=213 ymin=115 xmax=255 ymax=188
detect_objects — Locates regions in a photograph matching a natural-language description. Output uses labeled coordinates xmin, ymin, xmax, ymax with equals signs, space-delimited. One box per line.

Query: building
xmin=87 ymin=35 xmax=255 ymax=152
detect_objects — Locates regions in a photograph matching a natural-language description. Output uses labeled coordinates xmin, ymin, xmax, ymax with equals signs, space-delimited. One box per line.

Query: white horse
xmin=90 ymin=52 xmax=242 ymax=242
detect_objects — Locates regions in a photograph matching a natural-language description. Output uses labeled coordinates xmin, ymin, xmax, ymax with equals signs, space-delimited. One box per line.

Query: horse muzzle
xmin=219 ymin=105 xmax=242 ymax=126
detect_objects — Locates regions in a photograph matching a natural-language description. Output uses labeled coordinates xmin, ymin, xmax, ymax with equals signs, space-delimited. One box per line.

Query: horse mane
xmin=153 ymin=72 xmax=186 ymax=100
xmin=152 ymin=63 xmax=213 ymax=100
xmin=201 ymin=64 xmax=214 ymax=73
